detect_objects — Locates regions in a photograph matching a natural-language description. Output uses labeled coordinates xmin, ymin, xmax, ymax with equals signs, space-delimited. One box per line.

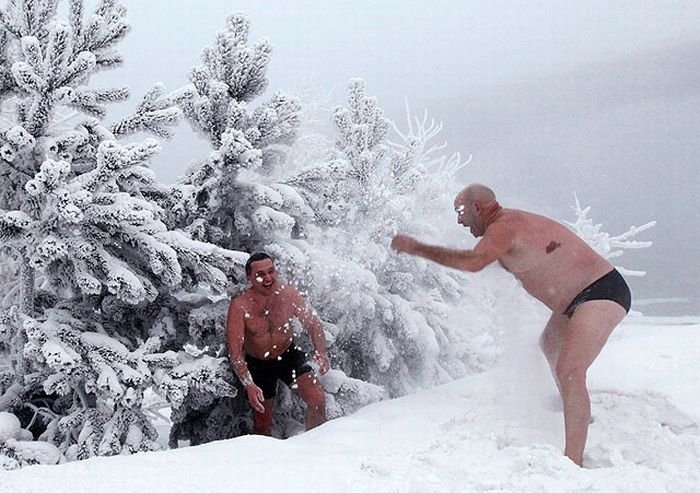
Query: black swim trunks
xmin=245 ymin=345 xmax=313 ymax=399
xmin=564 ymin=268 xmax=631 ymax=318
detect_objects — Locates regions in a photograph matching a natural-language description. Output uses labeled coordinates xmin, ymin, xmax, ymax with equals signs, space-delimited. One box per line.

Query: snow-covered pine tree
xmin=173 ymin=13 xmax=307 ymax=251
xmin=159 ymin=12 xmax=324 ymax=444
xmin=286 ymin=79 xmax=506 ymax=397
xmin=167 ymin=14 xmax=386 ymax=443
xmin=0 ymin=0 xmax=246 ymax=464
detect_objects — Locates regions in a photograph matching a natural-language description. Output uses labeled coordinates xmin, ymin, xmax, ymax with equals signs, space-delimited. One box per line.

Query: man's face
xmin=454 ymin=196 xmax=482 ymax=237
xmin=247 ymin=258 xmax=277 ymax=294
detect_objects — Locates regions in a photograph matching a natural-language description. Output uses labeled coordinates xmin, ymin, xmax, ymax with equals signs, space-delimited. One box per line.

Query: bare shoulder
xmin=279 ymin=285 xmax=312 ymax=316
xmin=230 ymin=289 xmax=252 ymax=309
xmin=499 ymin=208 xmax=540 ymax=225
xmin=484 ymin=210 xmax=520 ymax=238
xmin=279 ymin=283 xmax=303 ymax=303
xmin=503 ymin=208 xmax=570 ymax=233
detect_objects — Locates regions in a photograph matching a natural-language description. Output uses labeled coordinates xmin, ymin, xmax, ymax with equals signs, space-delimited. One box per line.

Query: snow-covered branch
xmin=566 ymin=193 xmax=655 ymax=276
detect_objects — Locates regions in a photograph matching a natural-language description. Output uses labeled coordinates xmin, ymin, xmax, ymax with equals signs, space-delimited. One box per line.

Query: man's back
xmin=492 ymin=209 xmax=613 ymax=312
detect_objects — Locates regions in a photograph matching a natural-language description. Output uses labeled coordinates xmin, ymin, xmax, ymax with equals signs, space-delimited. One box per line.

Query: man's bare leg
xmin=555 ymin=301 xmax=626 ymax=466
xmin=253 ymin=400 xmax=275 ymax=435
xmin=294 ymin=372 xmax=326 ymax=430
xmin=540 ymin=312 xmax=569 ymax=383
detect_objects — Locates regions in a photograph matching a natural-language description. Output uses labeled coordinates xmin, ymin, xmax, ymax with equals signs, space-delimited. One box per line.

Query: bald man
xmin=391 ymin=184 xmax=630 ymax=466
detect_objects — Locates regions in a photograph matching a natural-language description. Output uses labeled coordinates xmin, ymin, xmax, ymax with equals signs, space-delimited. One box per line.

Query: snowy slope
xmin=1 ymin=316 xmax=698 ymax=493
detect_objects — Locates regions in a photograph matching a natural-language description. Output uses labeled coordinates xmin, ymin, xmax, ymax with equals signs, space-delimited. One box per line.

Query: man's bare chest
xmin=498 ymin=239 xmax=554 ymax=275
xmin=243 ymin=305 xmax=295 ymax=337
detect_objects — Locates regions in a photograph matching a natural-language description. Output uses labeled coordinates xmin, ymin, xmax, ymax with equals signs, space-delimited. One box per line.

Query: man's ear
xmin=472 ymin=201 xmax=482 ymax=213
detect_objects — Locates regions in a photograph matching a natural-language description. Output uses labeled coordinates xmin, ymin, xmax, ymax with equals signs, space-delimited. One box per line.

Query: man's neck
xmin=482 ymin=201 xmax=503 ymax=229
xmin=249 ymin=284 xmax=283 ymax=301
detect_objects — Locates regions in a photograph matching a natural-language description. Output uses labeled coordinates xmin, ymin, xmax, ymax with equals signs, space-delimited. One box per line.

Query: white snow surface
xmin=1 ymin=316 xmax=698 ymax=492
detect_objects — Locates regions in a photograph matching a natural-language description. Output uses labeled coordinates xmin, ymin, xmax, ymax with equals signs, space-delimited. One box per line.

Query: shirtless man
xmin=391 ymin=184 xmax=631 ymax=466
xmin=226 ymin=252 xmax=330 ymax=435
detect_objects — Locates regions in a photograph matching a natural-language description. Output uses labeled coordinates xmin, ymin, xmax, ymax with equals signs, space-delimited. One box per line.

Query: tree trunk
xmin=12 ymin=255 xmax=35 ymax=377
xmin=19 ymin=255 xmax=35 ymax=315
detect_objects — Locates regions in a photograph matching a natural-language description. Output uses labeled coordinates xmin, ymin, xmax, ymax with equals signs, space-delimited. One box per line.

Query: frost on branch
xmin=19 ymin=140 xmax=175 ymax=304
xmin=18 ymin=308 xmax=165 ymax=459
xmin=0 ymin=2 xmax=130 ymax=136
xmin=320 ymin=369 xmax=385 ymax=419
xmin=0 ymin=411 xmax=64 ymax=469
xmin=110 ymin=83 xmax=189 ymax=139
xmin=388 ymin=101 xmax=470 ymax=194
xmin=567 ymin=194 xmax=655 ymax=277
xmin=153 ymin=351 xmax=240 ymax=447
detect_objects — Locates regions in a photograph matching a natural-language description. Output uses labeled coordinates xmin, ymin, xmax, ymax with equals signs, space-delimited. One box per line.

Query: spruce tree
xmin=287 ymin=79 xmax=503 ymax=396
xmin=163 ymin=12 xmax=330 ymax=444
xmin=173 ymin=13 xmax=306 ymax=252
xmin=0 ymin=0 xmax=243 ymax=464
xmin=165 ymin=14 xmax=389 ymax=443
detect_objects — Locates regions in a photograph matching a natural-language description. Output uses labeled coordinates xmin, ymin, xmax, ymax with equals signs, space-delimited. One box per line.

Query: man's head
xmin=454 ymin=184 xmax=498 ymax=237
xmin=245 ymin=252 xmax=277 ymax=294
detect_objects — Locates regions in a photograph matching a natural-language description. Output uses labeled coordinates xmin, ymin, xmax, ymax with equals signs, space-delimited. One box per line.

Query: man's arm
xmin=391 ymin=225 xmax=513 ymax=272
xmin=225 ymin=298 xmax=265 ymax=412
xmin=291 ymin=289 xmax=330 ymax=374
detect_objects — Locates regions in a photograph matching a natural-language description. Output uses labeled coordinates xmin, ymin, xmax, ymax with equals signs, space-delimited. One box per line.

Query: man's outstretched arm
xmin=391 ymin=226 xmax=512 ymax=272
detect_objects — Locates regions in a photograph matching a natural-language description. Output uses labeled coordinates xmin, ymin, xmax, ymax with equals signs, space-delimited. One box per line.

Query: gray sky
xmin=96 ymin=0 xmax=700 ymax=314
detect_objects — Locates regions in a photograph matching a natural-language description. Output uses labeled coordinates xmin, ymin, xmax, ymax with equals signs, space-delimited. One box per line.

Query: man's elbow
xmin=459 ymin=257 xmax=490 ymax=273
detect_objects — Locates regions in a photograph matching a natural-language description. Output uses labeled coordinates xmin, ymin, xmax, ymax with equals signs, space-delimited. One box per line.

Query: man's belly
xmin=516 ymin=264 xmax=614 ymax=313
xmin=244 ymin=333 xmax=294 ymax=360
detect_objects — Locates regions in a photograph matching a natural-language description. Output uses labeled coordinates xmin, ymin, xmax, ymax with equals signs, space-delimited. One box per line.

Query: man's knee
xmin=540 ymin=316 xmax=566 ymax=356
xmin=253 ymin=410 xmax=274 ymax=434
xmin=298 ymin=377 xmax=325 ymax=408
xmin=555 ymin=360 xmax=587 ymax=388
xmin=305 ymin=386 xmax=326 ymax=408
xmin=539 ymin=332 xmax=556 ymax=357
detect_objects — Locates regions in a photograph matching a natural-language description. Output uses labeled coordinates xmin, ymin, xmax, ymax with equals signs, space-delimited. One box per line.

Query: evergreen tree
xmin=0 ymin=0 xmax=244 ymax=464
xmin=286 ymin=79 xmax=504 ymax=397
xmin=164 ymin=12 xmax=310 ymax=444
xmin=165 ymin=14 xmax=390 ymax=443
xmin=173 ymin=12 xmax=307 ymax=252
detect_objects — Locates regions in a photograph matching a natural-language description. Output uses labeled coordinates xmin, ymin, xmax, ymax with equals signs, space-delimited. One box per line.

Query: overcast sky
xmin=95 ymin=0 xmax=700 ymax=314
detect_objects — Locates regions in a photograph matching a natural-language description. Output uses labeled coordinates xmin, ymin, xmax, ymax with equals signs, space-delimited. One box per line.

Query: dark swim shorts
xmin=245 ymin=345 xmax=313 ymax=399
xmin=564 ymin=268 xmax=632 ymax=318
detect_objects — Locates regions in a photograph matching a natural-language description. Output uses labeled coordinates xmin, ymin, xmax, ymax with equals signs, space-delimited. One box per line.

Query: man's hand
xmin=391 ymin=234 xmax=419 ymax=254
xmin=245 ymin=384 xmax=265 ymax=413
xmin=313 ymin=351 xmax=330 ymax=375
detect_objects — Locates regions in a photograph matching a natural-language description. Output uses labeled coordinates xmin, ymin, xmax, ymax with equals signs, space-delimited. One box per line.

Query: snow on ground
xmin=1 ymin=315 xmax=698 ymax=493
